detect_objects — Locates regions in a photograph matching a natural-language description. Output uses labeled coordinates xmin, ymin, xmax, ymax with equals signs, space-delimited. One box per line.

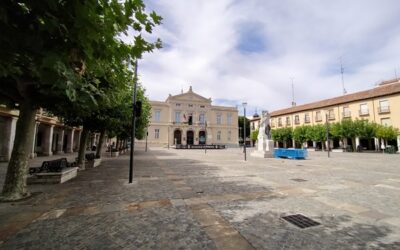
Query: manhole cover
xmin=281 ymin=214 xmax=320 ymax=228
xmin=291 ymin=178 xmax=307 ymax=182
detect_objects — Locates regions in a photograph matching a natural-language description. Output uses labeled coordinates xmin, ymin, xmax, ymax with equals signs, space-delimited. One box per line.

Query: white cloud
xmin=139 ymin=0 xmax=400 ymax=114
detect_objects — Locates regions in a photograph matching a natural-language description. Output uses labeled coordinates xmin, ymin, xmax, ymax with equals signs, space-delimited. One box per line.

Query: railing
xmin=342 ymin=111 xmax=351 ymax=118
xmin=286 ymin=121 xmax=291 ymax=126
xmin=278 ymin=122 xmax=282 ymax=127
xmin=294 ymin=119 xmax=300 ymax=125
xmin=315 ymin=116 xmax=322 ymax=122
xmin=304 ymin=118 xmax=310 ymax=123
xmin=359 ymin=109 xmax=369 ymax=116
xmin=328 ymin=114 xmax=335 ymax=120
xmin=378 ymin=106 xmax=390 ymax=114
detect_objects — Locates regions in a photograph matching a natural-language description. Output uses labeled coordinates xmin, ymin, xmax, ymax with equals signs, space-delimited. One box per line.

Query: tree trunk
xmin=1 ymin=102 xmax=36 ymax=201
xmin=96 ymin=129 xmax=106 ymax=159
xmin=77 ymin=128 xmax=90 ymax=169
xmin=116 ymin=138 xmax=120 ymax=150
xmin=351 ymin=138 xmax=356 ymax=152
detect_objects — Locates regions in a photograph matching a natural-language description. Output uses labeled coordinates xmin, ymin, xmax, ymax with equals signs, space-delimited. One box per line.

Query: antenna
xmin=340 ymin=57 xmax=347 ymax=95
xmin=290 ymin=77 xmax=296 ymax=107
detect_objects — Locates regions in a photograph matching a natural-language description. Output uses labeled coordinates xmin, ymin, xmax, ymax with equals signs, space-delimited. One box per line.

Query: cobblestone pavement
xmin=0 ymin=146 xmax=400 ymax=249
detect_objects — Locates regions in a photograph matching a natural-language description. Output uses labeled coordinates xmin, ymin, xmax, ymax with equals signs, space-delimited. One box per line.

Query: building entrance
xmin=187 ymin=130 xmax=194 ymax=145
xmin=174 ymin=130 xmax=182 ymax=145
xmin=199 ymin=131 xmax=206 ymax=145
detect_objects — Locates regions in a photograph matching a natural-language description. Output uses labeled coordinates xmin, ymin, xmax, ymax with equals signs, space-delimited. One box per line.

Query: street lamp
xmin=243 ymin=102 xmax=247 ymax=161
xmin=129 ymin=60 xmax=138 ymax=183
xmin=325 ymin=112 xmax=330 ymax=158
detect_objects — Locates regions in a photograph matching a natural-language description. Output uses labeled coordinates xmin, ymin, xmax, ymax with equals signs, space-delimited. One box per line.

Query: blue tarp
xmin=273 ymin=148 xmax=308 ymax=159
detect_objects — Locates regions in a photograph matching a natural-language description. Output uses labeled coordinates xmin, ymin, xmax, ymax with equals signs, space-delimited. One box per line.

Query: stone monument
xmin=251 ymin=110 xmax=274 ymax=158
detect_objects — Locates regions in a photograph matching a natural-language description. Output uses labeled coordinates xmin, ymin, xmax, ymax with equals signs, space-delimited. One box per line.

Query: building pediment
xmin=167 ymin=86 xmax=211 ymax=104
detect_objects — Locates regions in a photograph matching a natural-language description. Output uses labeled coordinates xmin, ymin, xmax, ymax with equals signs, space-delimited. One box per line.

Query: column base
xmin=43 ymin=152 xmax=53 ymax=156
xmin=29 ymin=153 xmax=37 ymax=159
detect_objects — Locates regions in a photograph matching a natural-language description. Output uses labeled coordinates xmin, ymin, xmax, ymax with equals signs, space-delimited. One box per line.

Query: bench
xmin=85 ymin=153 xmax=96 ymax=161
xmin=29 ymin=158 xmax=75 ymax=174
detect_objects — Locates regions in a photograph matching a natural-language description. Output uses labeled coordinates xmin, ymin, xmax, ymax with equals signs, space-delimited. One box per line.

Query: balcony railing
xmin=342 ymin=111 xmax=351 ymax=118
xmin=378 ymin=106 xmax=390 ymax=114
xmin=304 ymin=117 xmax=310 ymax=123
xmin=328 ymin=114 xmax=335 ymax=120
xmin=278 ymin=122 xmax=282 ymax=127
xmin=286 ymin=121 xmax=291 ymax=126
xmin=294 ymin=119 xmax=300 ymax=125
xmin=359 ymin=109 xmax=369 ymax=116
xmin=315 ymin=116 xmax=322 ymax=122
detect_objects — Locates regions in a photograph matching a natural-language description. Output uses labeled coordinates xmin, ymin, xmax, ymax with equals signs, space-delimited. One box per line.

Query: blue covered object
xmin=273 ymin=148 xmax=308 ymax=159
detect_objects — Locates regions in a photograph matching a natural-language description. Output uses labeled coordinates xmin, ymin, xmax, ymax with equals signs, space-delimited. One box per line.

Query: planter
xmin=28 ymin=167 xmax=78 ymax=184
xmin=111 ymin=151 xmax=119 ymax=157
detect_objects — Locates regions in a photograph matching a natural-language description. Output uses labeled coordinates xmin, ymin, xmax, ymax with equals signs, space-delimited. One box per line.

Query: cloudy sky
xmin=138 ymin=0 xmax=400 ymax=115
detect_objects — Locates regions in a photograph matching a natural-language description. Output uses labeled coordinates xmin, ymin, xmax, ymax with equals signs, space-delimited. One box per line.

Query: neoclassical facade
xmin=147 ymin=87 xmax=239 ymax=147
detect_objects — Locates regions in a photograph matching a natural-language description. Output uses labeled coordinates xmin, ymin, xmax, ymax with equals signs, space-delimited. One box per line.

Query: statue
xmin=252 ymin=110 xmax=274 ymax=158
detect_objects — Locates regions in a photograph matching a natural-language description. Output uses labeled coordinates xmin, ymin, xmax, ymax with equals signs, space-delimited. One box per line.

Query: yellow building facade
xmin=270 ymin=79 xmax=400 ymax=152
xmin=147 ymin=87 xmax=239 ymax=147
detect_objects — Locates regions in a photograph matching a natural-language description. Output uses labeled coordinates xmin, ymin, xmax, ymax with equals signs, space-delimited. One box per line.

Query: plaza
xmin=1 ymin=147 xmax=399 ymax=249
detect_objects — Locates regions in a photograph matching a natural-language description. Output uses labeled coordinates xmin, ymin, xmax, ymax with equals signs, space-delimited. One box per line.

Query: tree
xmin=271 ymin=127 xmax=292 ymax=148
xmin=293 ymin=126 xmax=310 ymax=148
xmin=0 ymin=0 xmax=162 ymax=201
xmin=238 ymin=116 xmax=250 ymax=142
xmin=308 ymin=125 xmax=326 ymax=150
xmin=376 ymin=125 xmax=399 ymax=146
xmin=251 ymin=129 xmax=259 ymax=146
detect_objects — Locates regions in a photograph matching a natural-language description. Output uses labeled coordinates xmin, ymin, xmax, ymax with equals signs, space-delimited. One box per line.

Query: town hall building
xmin=147 ymin=86 xmax=239 ymax=147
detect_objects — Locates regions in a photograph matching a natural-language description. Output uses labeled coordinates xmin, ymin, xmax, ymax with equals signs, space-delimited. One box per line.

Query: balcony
xmin=294 ymin=119 xmax=300 ymax=125
xmin=315 ymin=116 xmax=322 ymax=122
xmin=304 ymin=117 xmax=310 ymax=123
xmin=286 ymin=121 xmax=291 ymax=126
xmin=328 ymin=114 xmax=335 ymax=121
xmin=359 ymin=109 xmax=369 ymax=116
xmin=278 ymin=122 xmax=282 ymax=127
xmin=342 ymin=111 xmax=351 ymax=118
xmin=378 ymin=106 xmax=390 ymax=114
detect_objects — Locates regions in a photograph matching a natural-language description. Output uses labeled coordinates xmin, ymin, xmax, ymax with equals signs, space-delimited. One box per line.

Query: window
xmin=217 ymin=131 xmax=221 ymax=141
xmin=286 ymin=116 xmax=291 ymax=126
xmin=188 ymin=104 xmax=193 ymax=108
xmin=188 ymin=113 xmax=193 ymax=125
xmin=228 ymin=131 xmax=231 ymax=141
xmin=278 ymin=118 xmax=282 ymax=127
xmin=378 ymin=100 xmax=390 ymax=113
xmin=271 ymin=119 xmax=275 ymax=127
xmin=328 ymin=109 xmax=335 ymax=120
xmin=175 ymin=111 xmax=181 ymax=123
xmin=154 ymin=129 xmax=160 ymax=139
xmin=227 ymin=114 xmax=232 ymax=125
xmin=154 ymin=110 xmax=161 ymax=122
xmin=176 ymin=103 xmax=181 ymax=107
xmin=200 ymin=105 xmax=205 ymax=108
xmin=294 ymin=115 xmax=300 ymax=124
xmin=359 ymin=103 xmax=369 ymax=116
xmin=304 ymin=113 xmax=310 ymax=123
xmin=216 ymin=114 xmax=222 ymax=125
xmin=315 ymin=111 xmax=322 ymax=122
xmin=199 ymin=113 xmax=205 ymax=124
xmin=381 ymin=118 xmax=392 ymax=127
xmin=343 ymin=106 xmax=350 ymax=118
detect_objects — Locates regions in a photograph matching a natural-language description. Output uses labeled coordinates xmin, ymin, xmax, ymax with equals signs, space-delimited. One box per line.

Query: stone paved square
xmin=1 ymin=146 xmax=400 ymax=249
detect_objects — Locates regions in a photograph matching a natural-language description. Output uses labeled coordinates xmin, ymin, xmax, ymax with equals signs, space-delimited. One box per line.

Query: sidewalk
xmin=0 ymin=146 xmax=399 ymax=249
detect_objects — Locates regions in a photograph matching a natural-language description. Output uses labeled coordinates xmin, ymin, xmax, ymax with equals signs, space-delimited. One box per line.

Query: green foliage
xmin=308 ymin=124 xmax=326 ymax=142
xmin=293 ymin=125 xmax=310 ymax=144
xmin=251 ymin=129 xmax=259 ymax=141
xmin=238 ymin=116 xmax=250 ymax=139
xmin=376 ymin=125 xmax=399 ymax=141
xmin=271 ymin=127 xmax=292 ymax=143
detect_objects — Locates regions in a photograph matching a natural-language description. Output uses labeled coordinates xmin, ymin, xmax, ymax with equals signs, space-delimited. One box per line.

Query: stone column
xmin=3 ymin=117 xmax=18 ymax=161
xmin=30 ymin=121 xmax=40 ymax=159
xmin=355 ymin=137 xmax=360 ymax=148
xmin=56 ymin=129 xmax=65 ymax=154
xmin=43 ymin=125 xmax=54 ymax=156
xmin=397 ymin=136 xmax=400 ymax=153
xmin=374 ymin=138 xmax=379 ymax=151
xmin=74 ymin=129 xmax=82 ymax=152
xmin=66 ymin=128 xmax=75 ymax=153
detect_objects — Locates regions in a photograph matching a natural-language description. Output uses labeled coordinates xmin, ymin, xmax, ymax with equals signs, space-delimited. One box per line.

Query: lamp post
xmin=325 ymin=113 xmax=330 ymax=158
xmin=129 ymin=60 xmax=138 ymax=183
xmin=243 ymin=102 xmax=247 ymax=161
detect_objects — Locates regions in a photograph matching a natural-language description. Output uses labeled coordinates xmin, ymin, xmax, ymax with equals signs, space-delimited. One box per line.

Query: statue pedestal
xmin=251 ymin=139 xmax=274 ymax=158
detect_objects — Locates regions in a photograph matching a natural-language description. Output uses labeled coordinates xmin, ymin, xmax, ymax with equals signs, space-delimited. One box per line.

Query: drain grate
xmin=291 ymin=178 xmax=307 ymax=182
xmin=281 ymin=214 xmax=320 ymax=229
